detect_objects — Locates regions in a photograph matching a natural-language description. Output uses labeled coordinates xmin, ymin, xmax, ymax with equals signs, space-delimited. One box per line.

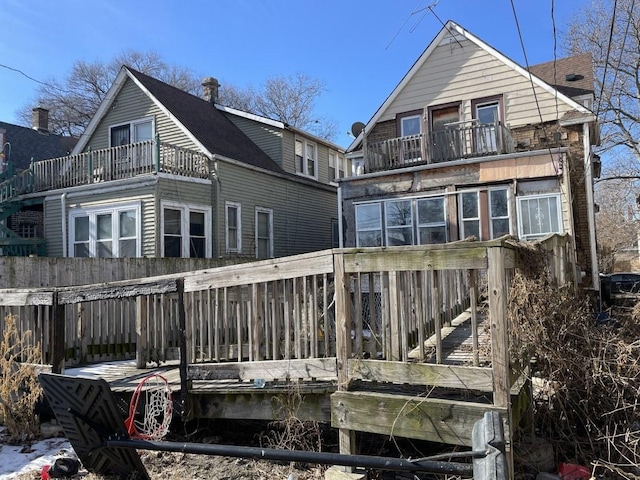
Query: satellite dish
xmin=351 ymin=121 xmax=365 ymax=138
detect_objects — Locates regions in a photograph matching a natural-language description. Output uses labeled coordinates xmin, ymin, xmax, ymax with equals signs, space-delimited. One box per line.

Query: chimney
xmin=202 ymin=77 xmax=220 ymax=105
xmin=32 ymin=107 xmax=49 ymax=132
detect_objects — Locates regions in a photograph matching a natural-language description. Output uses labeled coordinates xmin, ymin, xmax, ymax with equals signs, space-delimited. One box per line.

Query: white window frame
xmin=517 ymin=193 xmax=562 ymax=240
xmin=385 ymin=199 xmax=414 ymax=246
xmin=161 ymin=201 xmax=212 ymax=258
xmin=109 ymin=117 xmax=155 ymax=147
xmin=255 ymin=207 xmax=274 ymax=259
xmin=416 ymin=196 xmax=447 ymax=245
xmin=355 ymin=203 xmax=383 ymax=247
xmin=459 ymin=191 xmax=480 ymax=240
xmin=400 ymin=114 xmax=422 ymax=137
xmin=294 ymin=138 xmax=318 ymax=179
xmin=225 ymin=201 xmax=242 ymax=253
xmin=329 ymin=151 xmax=347 ymax=183
xmin=68 ymin=202 xmax=141 ymax=258
xmin=489 ymin=187 xmax=511 ymax=239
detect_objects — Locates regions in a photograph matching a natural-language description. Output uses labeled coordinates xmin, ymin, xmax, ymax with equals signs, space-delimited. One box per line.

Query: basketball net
xmin=125 ymin=373 xmax=173 ymax=440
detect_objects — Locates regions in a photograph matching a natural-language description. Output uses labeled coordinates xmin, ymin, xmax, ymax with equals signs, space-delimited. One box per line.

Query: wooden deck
xmin=2 ymin=236 xmax=577 ymax=470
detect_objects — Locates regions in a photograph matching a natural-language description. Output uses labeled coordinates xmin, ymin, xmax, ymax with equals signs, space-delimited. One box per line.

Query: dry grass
xmin=0 ymin=313 xmax=43 ymax=444
xmin=509 ymin=242 xmax=640 ymax=478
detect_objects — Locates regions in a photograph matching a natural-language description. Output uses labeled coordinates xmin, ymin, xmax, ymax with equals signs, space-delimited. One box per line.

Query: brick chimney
xmin=32 ymin=107 xmax=49 ymax=132
xmin=202 ymin=77 xmax=220 ymax=105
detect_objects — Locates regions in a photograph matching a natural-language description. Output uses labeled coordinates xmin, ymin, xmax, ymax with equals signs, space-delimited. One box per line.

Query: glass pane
xmin=463 ymin=220 xmax=480 ymax=239
xmin=96 ymin=241 xmax=112 ymax=258
xmin=227 ymin=207 xmax=237 ymax=228
xmin=477 ymin=103 xmax=498 ymax=124
xmin=386 ymin=201 xmax=412 ymax=227
xmin=257 ymin=238 xmax=269 ymax=259
xmin=119 ymin=239 xmax=137 ymax=257
xmin=537 ymin=198 xmax=551 ymax=232
xmin=190 ymin=238 xmax=205 ymax=258
xmin=111 ymin=125 xmax=130 ymax=146
xmin=417 ymin=198 xmax=444 ymax=224
xmin=521 ymin=199 xmax=532 ymax=236
xmin=164 ymin=236 xmax=181 ymax=257
xmin=492 ymin=218 xmax=510 ymax=238
xmin=164 ymin=209 xmax=181 ymax=234
xmin=306 ymin=144 xmax=316 ymax=176
xmin=462 ymin=192 xmax=478 ymax=219
xmin=228 ymin=230 xmax=237 ymax=250
xmin=387 ymin=227 xmax=413 ymax=246
xmin=190 ymin=211 xmax=205 ymax=236
xmin=97 ymin=214 xmax=112 ymax=240
xmin=401 ymin=116 xmax=421 ymax=136
xmin=74 ymin=216 xmax=89 ymax=241
xmin=257 ymin=212 xmax=269 ymax=237
xmin=419 ymin=226 xmax=446 ymax=244
xmin=119 ymin=211 xmax=136 ymax=238
xmin=491 ymin=189 xmax=508 ymax=217
xmin=295 ymin=140 xmax=303 ymax=172
xmin=356 ymin=204 xmax=381 ymax=230
xmin=74 ymin=243 xmax=89 ymax=257
xmin=134 ymin=121 xmax=152 ymax=141
xmin=549 ymin=197 xmax=559 ymax=231
xmin=358 ymin=231 xmax=382 ymax=247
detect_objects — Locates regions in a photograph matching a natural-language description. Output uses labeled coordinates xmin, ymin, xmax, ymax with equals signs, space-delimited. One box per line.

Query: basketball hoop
xmin=124 ymin=374 xmax=173 ymax=440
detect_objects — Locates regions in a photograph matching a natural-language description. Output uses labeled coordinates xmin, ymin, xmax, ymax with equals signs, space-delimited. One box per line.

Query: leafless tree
xmin=219 ymin=73 xmax=338 ymax=141
xmin=564 ymin=0 xmax=640 ymax=167
xmin=17 ymin=50 xmax=200 ymax=137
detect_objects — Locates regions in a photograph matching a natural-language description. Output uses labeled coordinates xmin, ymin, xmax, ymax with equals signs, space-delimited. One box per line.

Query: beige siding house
xmin=342 ymin=21 xmax=600 ymax=289
xmin=8 ymin=66 xmax=342 ymax=260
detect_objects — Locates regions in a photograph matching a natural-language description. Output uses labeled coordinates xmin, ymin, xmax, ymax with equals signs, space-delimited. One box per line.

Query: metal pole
xmin=106 ymin=438 xmax=474 ymax=476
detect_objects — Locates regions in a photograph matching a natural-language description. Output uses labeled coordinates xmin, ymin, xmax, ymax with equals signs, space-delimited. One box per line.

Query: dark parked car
xmin=600 ymin=272 xmax=640 ymax=307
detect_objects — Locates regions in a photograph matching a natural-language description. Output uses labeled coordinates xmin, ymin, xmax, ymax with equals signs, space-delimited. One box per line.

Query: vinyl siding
xmin=82 ymin=78 xmax=199 ymax=152
xmin=216 ymin=160 xmax=337 ymax=258
xmin=223 ymin=114 xmax=284 ymax=167
xmin=381 ymin=36 xmax=578 ymax=127
xmin=282 ymin=129 xmax=340 ymax=185
xmin=44 ymin=182 xmax=157 ymax=257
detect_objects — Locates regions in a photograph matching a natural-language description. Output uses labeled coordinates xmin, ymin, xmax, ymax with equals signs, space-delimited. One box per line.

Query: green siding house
xmin=2 ymin=66 xmax=344 ymax=259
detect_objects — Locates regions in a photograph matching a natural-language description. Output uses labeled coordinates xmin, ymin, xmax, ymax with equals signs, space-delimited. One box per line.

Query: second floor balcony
xmin=364 ymin=120 xmax=515 ymax=173
xmin=0 ymin=139 xmax=211 ymax=203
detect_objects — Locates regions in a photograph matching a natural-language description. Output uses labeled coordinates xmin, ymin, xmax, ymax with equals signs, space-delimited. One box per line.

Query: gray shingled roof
xmin=126 ymin=67 xmax=285 ymax=174
xmin=0 ymin=121 xmax=77 ymax=170
xmin=528 ymin=53 xmax=594 ymax=98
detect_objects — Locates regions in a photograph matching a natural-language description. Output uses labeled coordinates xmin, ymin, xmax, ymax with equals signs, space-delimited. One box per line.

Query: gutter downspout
xmin=337 ymin=184 xmax=344 ymax=248
xmin=61 ymin=192 xmax=67 ymax=257
xmin=583 ymin=122 xmax=599 ymax=291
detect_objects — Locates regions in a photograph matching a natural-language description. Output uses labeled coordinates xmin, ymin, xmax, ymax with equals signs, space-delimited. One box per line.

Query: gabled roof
xmin=347 ymin=21 xmax=595 ymax=153
xmin=528 ymin=53 xmax=594 ymax=99
xmin=0 ymin=121 xmax=77 ymax=170
xmin=74 ymin=66 xmax=285 ymax=174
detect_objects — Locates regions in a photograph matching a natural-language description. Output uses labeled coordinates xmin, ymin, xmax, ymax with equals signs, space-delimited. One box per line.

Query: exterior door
xmin=430 ymin=106 xmax=460 ymax=162
xmin=475 ymin=102 xmax=499 ymax=153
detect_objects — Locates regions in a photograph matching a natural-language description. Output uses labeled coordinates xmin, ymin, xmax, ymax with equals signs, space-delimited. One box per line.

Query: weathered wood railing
xmin=0 ymin=235 xmax=576 ymax=464
xmin=0 ymin=139 xmax=210 ymax=204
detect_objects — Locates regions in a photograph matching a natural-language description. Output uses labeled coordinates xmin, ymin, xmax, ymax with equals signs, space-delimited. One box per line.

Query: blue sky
xmin=1 ymin=0 xmax=590 ymax=148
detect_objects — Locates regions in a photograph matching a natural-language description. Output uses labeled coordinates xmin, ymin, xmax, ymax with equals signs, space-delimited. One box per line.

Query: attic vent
xmin=565 ymin=73 xmax=583 ymax=82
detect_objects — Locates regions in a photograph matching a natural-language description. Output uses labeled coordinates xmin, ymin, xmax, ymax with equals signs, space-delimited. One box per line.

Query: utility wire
xmin=0 ymin=63 xmax=49 ymax=87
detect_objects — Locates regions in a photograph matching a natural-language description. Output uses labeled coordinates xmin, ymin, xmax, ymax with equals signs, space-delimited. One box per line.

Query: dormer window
xmin=295 ymin=138 xmax=317 ymax=179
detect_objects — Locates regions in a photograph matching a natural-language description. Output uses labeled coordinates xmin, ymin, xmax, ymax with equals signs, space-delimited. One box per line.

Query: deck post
xmin=333 ymin=251 xmax=356 ymax=468
xmin=177 ymin=278 xmax=189 ymax=419
xmin=135 ymin=295 xmax=148 ymax=369
xmin=487 ymin=246 xmax=512 ymax=476
xmin=50 ymin=292 xmax=65 ymax=374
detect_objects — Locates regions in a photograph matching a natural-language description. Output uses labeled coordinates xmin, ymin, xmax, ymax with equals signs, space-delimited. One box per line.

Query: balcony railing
xmin=365 ymin=120 xmax=515 ymax=173
xmin=28 ymin=139 xmax=210 ymax=193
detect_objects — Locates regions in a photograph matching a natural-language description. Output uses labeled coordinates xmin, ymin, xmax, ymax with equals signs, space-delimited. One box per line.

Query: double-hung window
xmin=255 ymin=207 xmax=273 ymax=259
xmin=460 ymin=192 xmax=480 ymax=240
xmin=70 ymin=203 xmax=140 ymax=257
xmin=489 ymin=188 xmax=510 ymax=238
xmin=225 ymin=202 xmax=241 ymax=253
xmin=517 ymin=194 xmax=562 ymax=240
xmin=417 ymin=197 xmax=446 ymax=244
xmin=355 ymin=203 xmax=382 ymax=247
xmin=329 ymin=152 xmax=347 ymax=182
xmin=161 ymin=202 xmax=211 ymax=258
xmin=385 ymin=200 xmax=413 ymax=246
xmin=295 ymin=138 xmax=317 ymax=179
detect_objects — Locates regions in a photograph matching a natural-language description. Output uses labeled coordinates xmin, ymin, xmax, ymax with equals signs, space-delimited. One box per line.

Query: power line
xmin=0 ymin=63 xmax=49 ymax=87
xmin=595 ymin=0 xmax=618 ymax=118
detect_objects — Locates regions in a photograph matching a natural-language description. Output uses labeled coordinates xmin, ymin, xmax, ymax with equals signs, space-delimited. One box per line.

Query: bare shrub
xmin=509 ymin=243 xmax=640 ymax=477
xmin=0 ymin=313 xmax=43 ymax=443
